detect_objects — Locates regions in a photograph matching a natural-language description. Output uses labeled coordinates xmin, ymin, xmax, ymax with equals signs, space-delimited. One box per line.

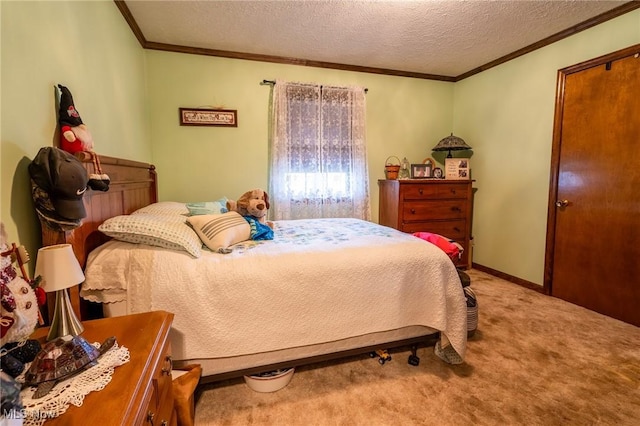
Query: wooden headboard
xmin=39 ymin=152 xmax=157 ymax=320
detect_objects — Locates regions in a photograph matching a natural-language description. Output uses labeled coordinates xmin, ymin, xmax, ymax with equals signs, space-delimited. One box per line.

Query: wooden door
xmin=545 ymin=45 xmax=640 ymax=326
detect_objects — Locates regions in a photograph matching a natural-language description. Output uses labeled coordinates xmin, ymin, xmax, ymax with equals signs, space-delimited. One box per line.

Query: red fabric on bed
xmin=412 ymin=232 xmax=460 ymax=262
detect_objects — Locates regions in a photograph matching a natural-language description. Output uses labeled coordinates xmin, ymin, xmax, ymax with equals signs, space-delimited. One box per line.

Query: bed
xmin=39 ymin=154 xmax=467 ymax=383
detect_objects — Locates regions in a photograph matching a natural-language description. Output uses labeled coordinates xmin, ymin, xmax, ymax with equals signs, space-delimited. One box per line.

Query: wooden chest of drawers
xmin=30 ymin=311 xmax=176 ymax=426
xmin=379 ymin=179 xmax=474 ymax=268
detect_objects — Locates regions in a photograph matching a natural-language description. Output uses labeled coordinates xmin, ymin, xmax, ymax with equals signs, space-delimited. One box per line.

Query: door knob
xmin=555 ymin=199 xmax=570 ymax=207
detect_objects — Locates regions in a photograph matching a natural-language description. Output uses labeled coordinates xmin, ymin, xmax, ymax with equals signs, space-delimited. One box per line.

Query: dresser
xmin=30 ymin=310 xmax=176 ymax=426
xmin=378 ymin=179 xmax=474 ymax=269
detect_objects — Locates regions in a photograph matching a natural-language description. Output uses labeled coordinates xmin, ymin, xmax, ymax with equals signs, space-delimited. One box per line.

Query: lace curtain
xmin=269 ymin=80 xmax=370 ymax=220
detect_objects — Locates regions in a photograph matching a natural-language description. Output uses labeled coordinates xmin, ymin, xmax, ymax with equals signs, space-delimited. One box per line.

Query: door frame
xmin=543 ymin=43 xmax=640 ymax=294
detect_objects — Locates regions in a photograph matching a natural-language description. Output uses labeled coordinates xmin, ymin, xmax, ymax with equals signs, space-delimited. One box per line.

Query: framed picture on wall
xmin=179 ymin=108 xmax=238 ymax=127
xmin=445 ymin=158 xmax=470 ymax=180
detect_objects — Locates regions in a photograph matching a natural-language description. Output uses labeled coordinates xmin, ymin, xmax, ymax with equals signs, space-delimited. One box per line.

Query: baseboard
xmin=471 ymin=263 xmax=546 ymax=294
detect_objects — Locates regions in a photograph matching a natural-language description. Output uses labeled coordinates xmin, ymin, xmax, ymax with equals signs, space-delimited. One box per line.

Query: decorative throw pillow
xmin=185 ymin=197 xmax=228 ymax=216
xmin=99 ymin=214 xmax=202 ymax=257
xmin=131 ymin=202 xmax=189 ymax=216
xmin=186 ymin=211 xmax=250 ymax=253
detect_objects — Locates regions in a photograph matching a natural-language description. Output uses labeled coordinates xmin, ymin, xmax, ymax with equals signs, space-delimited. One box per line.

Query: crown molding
xmin=115 ymin=0 xmax=640 ymax=82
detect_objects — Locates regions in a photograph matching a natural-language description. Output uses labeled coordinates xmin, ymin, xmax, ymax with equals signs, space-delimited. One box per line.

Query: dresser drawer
xmin=402 ymin=200 xmax=467 ymax=221
xmin=402 ymin=183 xmax=469 ymax=201
xmin=438 ymin=184 xmax=468 ymax=199
xmin=402 ymin=184 xmax=439 ymax=200
xmin=145 ymin=341 xmax=175 ymax=425
xmin=401 ymin=220 xmax=467 ymax=240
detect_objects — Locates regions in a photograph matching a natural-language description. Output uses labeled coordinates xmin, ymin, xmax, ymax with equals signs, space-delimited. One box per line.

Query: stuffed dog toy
xmin=226 ymin=189 xmax=274 ymax=240
xmin=226 ymin=189 xmax=271 ymax=226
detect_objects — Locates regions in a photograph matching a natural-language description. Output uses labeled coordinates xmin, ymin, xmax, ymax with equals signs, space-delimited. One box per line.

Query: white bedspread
xmin=82 ymin=219 xmax=467 ymax=361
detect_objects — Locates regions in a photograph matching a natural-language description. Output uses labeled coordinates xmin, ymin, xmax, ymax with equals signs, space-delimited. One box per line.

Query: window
xmin=269 ymin=81 xmax=370 ymax=220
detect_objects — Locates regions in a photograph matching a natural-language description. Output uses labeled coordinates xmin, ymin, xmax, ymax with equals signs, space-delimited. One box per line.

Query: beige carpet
xmin=194 ymin=269 xmax=640 ymax=425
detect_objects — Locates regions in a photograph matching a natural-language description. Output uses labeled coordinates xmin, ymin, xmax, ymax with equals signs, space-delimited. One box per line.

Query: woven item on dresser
xmin=17 ymin=341 xmax=130 ymax=426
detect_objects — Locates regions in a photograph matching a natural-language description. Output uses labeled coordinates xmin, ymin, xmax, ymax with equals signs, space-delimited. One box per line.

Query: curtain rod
xmin=261 ymin=79 xmax=368 ymax=93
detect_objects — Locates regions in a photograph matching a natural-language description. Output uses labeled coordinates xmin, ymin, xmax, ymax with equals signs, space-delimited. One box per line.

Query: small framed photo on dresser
xmin=411 ymin=163 xmax=431 ymax=178
xmin=445 ymin=158 xmax=470 ymax=180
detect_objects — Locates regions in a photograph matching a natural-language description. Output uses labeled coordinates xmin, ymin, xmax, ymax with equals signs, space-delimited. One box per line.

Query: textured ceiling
xmin=123 ymin=0 xmax=634 ymax=79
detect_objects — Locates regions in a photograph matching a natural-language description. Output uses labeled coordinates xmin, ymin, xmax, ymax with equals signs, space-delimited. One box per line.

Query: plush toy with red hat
xmin=57 ymin=84 xmax=110 ymax=191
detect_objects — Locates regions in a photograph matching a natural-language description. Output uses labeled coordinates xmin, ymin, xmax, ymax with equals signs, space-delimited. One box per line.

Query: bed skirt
xmin=104 ymin=300 xmax=438 ymax=381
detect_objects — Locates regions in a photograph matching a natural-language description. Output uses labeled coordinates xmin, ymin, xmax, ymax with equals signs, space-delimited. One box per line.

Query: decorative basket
xmin=464 ymin=286 xmax=478 ymax=337
xmin=384 ymin=156 xmax=401 ymax=180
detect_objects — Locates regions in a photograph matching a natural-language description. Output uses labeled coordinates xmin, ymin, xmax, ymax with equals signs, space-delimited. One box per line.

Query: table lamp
xmin=432 ymin=133 xmax=472 ymax=158
xmin=35 ymin=244 xmax=85 ymax=341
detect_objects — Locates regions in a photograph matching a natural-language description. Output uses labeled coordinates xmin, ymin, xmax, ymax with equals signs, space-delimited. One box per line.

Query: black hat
xmin=57 ymin=84 xmax=83 ymax=128
xmin=28 ymin=147 xmax=88 ymax=220
xmin=30 ymin=181 xmax=82 ymax=231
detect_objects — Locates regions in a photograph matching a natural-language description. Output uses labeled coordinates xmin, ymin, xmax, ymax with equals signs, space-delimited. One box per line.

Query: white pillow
xmin=132 ymin=201 xmax=189 ymax=216
xmin=187 ymin=211 xmax=250 ymax=252
xmin=99 ymin=214 xmax=202 ymax=257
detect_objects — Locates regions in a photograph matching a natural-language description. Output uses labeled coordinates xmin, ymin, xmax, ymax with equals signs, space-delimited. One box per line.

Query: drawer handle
xmin=451 ymin=206 xmax=461 ymax=212
xmin=453 ymin=227 xmax=461 ymax=232
xmin=410 ymin=208 xmax=416 ymax=214
xmin=162 ymin=355 xmax=173 ymax=376
xmin=418 ymin=188 xmax=423 ymax=195
xmin=450 ymin=189 xmax=457 ymax=194
xmin=148 ymin=413 xmax=169 ymax=426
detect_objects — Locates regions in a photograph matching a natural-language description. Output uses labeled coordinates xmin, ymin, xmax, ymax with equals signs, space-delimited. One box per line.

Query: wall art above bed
xmin=179 ymin=107 xmax=237 ymax=127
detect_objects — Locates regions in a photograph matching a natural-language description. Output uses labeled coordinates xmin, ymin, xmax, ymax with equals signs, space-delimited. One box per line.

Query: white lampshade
xmin=35 ymin=244 xmax=85 ymax=292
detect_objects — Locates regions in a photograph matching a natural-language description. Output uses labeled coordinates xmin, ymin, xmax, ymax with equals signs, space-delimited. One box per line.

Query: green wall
xmin=145 ymin=51 xmax=453 ymax=218
xmin=1 ymin=1 xmax=150 ymax=262
xmin=2 ymin=1 xmax=638 ymax=288
xmin=453 ymin=10 xmax=640 ymax=285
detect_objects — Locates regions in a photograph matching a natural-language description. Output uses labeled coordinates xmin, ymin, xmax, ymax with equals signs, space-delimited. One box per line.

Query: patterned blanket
xmin=82 ymin=218 xmax=467 ymax=361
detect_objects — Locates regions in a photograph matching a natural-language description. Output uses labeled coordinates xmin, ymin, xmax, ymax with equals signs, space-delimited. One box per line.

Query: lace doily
xmin=14 ymin=340 xmax=130 ymax=426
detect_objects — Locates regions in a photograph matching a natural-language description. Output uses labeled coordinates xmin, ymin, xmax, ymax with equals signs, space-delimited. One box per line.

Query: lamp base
xmin=47 ymin=288 xmax=84 ymax=341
